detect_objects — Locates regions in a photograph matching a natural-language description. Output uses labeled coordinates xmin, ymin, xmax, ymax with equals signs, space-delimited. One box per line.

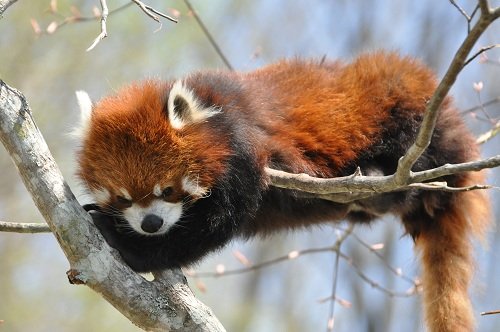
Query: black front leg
xmin=84 ymin=205 xmax=167 ymax=272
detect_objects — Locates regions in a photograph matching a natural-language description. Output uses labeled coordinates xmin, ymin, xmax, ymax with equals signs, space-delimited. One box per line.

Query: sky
xmin=0 ymin=1 xmax=499 ymax=331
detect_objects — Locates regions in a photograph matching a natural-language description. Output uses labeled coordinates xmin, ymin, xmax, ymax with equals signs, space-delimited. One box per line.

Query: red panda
xmin=76 ymin=52 xmax=489 ymax=332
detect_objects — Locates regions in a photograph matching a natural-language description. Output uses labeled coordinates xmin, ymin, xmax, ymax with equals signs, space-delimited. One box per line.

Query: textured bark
xmin=265 ymin=154 xmax=499 ymax=204
xmin=0 ymin=80 xmax=225 ymax=332
xmin=0 ymin=0 xmax=18 ymax=16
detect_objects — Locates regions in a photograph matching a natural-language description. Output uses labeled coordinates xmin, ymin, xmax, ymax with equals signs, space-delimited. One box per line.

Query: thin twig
xmin=410 ymin=155 xmax=500 ymax=183
xmin=464 ymin=44 xmax=500 ymax=67
xmin=86 ymin=0 xmax=109 ymax=52
xmin=407 ymin=182 xmax=492 ymax=192
xmin=449 ymin=0 xmax=471 ymax=21
xmin=481 ymin=310 xmax=500 ymax=315
xmin=394 ymin=5 xmax=500 ymax=185
xmin=83 ymin=0 xmax=176 ymax=51
xmin=0 ymin=220 xmax=51 ymax=233
xmin=182 ymin=0 xmax=233 ymax=70
xmin=86 ymin=0 xmax=109 ymax=51
xmin=477 ymin=120 xmax=500 ymax=144
xmin=327 ymin=226 xmax=353 ymax=332
xmin=338 ymin=250 xmax=419 ymax=298
xmin=345 ymin=230 xmax=419 ymax=285
xmin=449 ymin=0 xmax=479 ymax=33
xmin=51 ymin=3 xmax=133 ymax=31
xmin=189 ymin=225 xmax=418 ymax=298
xmin=460 ymin=96 xmax=500 ymax=115
xmin=141 ymin=2 xmax=177 ymax=23
xmin=131 ymin=0 xmax=177 ymax=25
xmin=189 ymin=245 xmax=335 ymax=278
xmin=194 ymin=229 xmax=357 ymax=278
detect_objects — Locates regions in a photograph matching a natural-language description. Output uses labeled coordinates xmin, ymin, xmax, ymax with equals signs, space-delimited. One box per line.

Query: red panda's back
xmin=242 ymin=53 xmax=439 ymax=176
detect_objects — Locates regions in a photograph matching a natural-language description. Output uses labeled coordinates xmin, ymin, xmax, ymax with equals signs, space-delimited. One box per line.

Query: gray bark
xmin=0 ymin=0 xmax=18 ymax=17
xmin=0 ymin=80 xmax=225 ymax=332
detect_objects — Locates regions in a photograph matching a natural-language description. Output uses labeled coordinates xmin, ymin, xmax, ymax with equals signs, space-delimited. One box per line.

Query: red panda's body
xmin=77 ymin=53 xmax=489 ymax=332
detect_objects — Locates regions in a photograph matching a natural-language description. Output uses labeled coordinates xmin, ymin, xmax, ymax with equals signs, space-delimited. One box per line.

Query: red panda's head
xmin=75 ymin=80 xmax=230 ymax=236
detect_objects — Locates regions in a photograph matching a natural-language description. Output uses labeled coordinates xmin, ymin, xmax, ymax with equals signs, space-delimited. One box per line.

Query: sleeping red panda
xmin=76 ymin=52 xmax=489 ymax=332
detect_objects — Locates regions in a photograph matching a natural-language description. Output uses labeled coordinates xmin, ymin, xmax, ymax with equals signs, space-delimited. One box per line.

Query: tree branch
xmin=464 ymin=44 xmax=500 ymax=67
xmin=326 ymin=226 xmax=351 ymax=332
xmin=0 ymin=220 xmax=51 ymax=233
xmin=188 ymin=225 xmax=419 ymax=298
xmin=131 ymin=0 xmax=178 ymax=25
xmin=460 ymin=96 xmax=500 ymax=115
xmin=265 ymin=3 xmax=500 ymax=202
xmin=86 ymin=0 xmax=109 ymax=52
xmin=182 ymin=0 xmax=233 ymax=70
xmin=84 ymin=0 xmax=177 ymax=51
xmin=0 ymin=80 xmax=225 ymax=332
xmin=0 ymin=0 xmax=18 ymax=17
xmin=477 ymin=120 xmax=500 ymax=144
xmin=265 ymin=154 xmax=500 ymax=203
xmin=481 ymin=310 xmax=500 ymax=316
xmin=394 ymin=4 xmax=500 ymax=184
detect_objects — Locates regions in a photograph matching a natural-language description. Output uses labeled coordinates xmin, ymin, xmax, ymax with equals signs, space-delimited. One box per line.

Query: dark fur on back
xmin=78 ymin=52 xmax=489 ymax=331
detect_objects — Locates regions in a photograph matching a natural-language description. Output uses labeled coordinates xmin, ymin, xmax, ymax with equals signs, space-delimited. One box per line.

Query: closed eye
xmin=161 ymin=187 xmax=174 ymax=200
xmin=116 ymin=195 xmax=132 ymax=209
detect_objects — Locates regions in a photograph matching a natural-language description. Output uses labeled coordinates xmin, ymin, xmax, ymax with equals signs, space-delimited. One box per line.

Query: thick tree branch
xmin=0 ymin=80 xmax=225 ymax=332
xmin=266 ymin=154 xmax=500 ymax=203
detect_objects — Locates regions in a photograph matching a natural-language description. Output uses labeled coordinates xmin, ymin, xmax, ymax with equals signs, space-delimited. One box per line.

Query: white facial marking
xmin=72 ymin=90 xmax=93 ymax=138
xmin=92 ymin=187 xmax=111 ymax=205
xmin=182 ymin=176 xmax=208 ymax=197
xmin=119 ymin=187 xmax=132 ymax=200
xmin=153 ymin=183 xmax=162 ymax=197
xmin=167 ymin=80 xmax=220 ymax=129
xmin=123 ymin=200 xmax=183 ymax=236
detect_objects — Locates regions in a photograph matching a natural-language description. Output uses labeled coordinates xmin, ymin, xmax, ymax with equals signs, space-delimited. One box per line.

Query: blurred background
xmin=0 ymin=1 xmax=499 ymax=331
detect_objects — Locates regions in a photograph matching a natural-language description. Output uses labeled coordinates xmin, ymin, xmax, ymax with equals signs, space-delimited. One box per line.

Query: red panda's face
xmin=75 ymin=80 xmax=229 ymax=236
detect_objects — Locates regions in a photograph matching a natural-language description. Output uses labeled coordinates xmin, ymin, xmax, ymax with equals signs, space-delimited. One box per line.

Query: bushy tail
xmin=415 ymin=172 xmax=490 ymax=332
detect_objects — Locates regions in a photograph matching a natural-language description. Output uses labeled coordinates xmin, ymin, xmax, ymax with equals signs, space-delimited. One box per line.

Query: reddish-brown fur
xmin=78 ymin=82 xmax=233 ymax=207
xmin=415 ymin=173 xmax=489 ymax=331
xmin=78 ymin=52 xmax=490 ymax=332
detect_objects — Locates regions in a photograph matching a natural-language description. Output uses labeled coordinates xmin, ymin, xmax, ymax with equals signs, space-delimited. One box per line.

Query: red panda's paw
xmin=85 ymin=208 xmax=162 ymax=272
xmin=87 ymin=208 xmax=123 ymax=249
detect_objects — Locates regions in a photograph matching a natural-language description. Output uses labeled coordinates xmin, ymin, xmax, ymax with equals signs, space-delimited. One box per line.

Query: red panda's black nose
xmin=141 ymin=214 xmax=164 ymax=233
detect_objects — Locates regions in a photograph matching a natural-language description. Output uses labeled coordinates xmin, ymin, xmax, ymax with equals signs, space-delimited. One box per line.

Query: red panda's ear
xmin=72 ymin=90 xmax=93 ymax=138
xmin=166 ymin=80 xmax=220 ymax=129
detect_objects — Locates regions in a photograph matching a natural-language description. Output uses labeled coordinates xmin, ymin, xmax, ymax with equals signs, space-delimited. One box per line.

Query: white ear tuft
xmin=71 ymin=90 xmax=93 ymax=138
xmin=167 ymin=80 xmax=220 ymax=129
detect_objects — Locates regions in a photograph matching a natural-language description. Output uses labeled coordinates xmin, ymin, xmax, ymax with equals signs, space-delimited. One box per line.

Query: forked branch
xmin=267 ymin=2 xmax=500 ymax=199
